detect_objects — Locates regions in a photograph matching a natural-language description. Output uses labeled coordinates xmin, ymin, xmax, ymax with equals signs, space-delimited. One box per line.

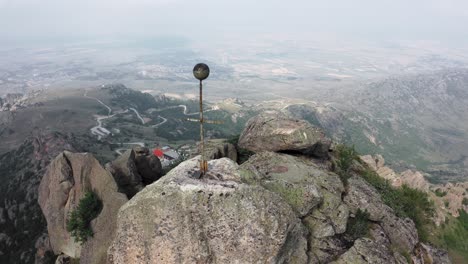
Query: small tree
xmin=334 ymin=144 xmax=358 ymax=184
xmin=67 ymin=191 xmax=103 ymax=244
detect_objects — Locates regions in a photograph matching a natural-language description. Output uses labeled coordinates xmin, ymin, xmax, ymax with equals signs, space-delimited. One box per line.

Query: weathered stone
xmin=303 ymin=210 xmax=335 ymax=238
xmin=238 ymin=111 xmax=331 ymax=157
xmin=108 ymin=156 xmax=308 ymax=264
xmin=332 ymin=238 xmax=402 ymax=264
xmin=240 ymin=152 xmax=344 ymax=217
xmin=381 ymin=215 xmax=419 ymax=253
xmin=38 ymin=151 xmax=128 ymax=264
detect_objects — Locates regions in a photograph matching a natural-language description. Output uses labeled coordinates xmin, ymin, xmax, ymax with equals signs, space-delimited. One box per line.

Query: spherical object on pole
xmin=193 ymin=63 xmax=210 ymax=81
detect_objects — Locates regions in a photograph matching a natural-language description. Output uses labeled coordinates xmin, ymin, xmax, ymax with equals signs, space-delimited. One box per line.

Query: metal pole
xmin=199 ymin=80 xmax=205 ymax=174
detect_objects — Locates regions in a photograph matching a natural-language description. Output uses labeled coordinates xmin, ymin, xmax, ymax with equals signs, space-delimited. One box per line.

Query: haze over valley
xmin=1 ymin=0 xmax=468 ymax=263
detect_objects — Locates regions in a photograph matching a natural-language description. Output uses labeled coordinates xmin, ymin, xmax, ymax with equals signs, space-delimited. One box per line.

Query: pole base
xmin=200 ymin=160 xmax=208 ymax=175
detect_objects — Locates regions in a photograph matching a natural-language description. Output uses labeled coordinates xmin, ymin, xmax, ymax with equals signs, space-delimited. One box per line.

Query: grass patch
xmin=67 ymin=191 xmax=103 ymax=244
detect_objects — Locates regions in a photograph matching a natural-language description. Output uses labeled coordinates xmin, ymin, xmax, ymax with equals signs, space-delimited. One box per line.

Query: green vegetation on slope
xmin=334 ymin=145 xmax=434 ymax=241
xmin=67 ymin=191 xmax=103 ymax=244
xmin=360 ymin=167 xmax=434 ymax=241
xmin=434 ymin=210 xmax=468 ymax=261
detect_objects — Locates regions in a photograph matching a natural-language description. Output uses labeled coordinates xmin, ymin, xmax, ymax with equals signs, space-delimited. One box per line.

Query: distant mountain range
xmin=286 ymin=68 xmax=468 ymax=182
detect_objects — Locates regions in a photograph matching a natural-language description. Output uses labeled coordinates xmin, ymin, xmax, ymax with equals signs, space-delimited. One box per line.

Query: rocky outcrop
xmin=238 ymin=111 xmax=331 ymax=158
xmin=108 ymin=157 xmax=308 ymax=264
xmin=400 ymin=170 xmax=431 ymax=192
xmin=360 ymin=154 xmax=401 ymax=186
xmin=105 ymin=147 xmax=162 ymax=198
xmin=38 ymin=151 xmax=128 ymax=264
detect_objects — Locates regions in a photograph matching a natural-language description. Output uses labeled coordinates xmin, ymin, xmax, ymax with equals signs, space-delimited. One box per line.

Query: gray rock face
xmin=381 ymin=215 xmax=418 ymax=253
xmin=106 ymin=147 xmax=162 ymax=198
xmin=240 ymin=152 xmax=345 ymax=220
xmin=108 ymin=157 xmax=308 ymax=264
xmin=38 ymin=151 xmax=128 ymax=264
xmin=344 ymin=176 xmax=394 ymax=221
xmin=332 ymin=238 xmax=405 ymax=264
xmin=238 ymin=111 xmax=331 ymax=157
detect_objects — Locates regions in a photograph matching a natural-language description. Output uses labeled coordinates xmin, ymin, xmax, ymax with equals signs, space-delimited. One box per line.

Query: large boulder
xmin=108 ymin=156 xmax=308 ymax=264
xmin=106 ymin=147 xmax=162 ymax=198
xmin=38 ymin=151 xmax=128 ymax=264
xmin=240 ymin=151 xmax=347 ymax=231
xmin=238 ymin=111 xmax=331 ymax=157
xmin=133 ymin=146 xmax=163 ymax=185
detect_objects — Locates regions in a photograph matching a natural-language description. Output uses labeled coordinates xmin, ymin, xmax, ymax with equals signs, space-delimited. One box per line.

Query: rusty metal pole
xmin=199 ymin=79 xmax=207 ymax=174
xmin=193 ymin=63 xmax=210 ymax=175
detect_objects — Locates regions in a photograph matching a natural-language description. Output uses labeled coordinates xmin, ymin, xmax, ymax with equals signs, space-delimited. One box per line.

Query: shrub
xmin=463 ymin=197 xmax=468 ymax=206
xmin=334 ymin=144 xmax=358 ymax=184
xmin=67 ymin=191 xmax=103 ymax=244
xmin=346 ymin=209 xmax=371 ymax=240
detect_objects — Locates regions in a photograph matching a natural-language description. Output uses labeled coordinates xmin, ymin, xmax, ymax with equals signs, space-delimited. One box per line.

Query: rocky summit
xmin=36 ymin=113 xmax=452 ymax=263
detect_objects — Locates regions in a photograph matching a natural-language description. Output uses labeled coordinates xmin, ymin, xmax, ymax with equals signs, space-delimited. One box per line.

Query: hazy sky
xmin=1 ymin=0 xmax=467 ymax=45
